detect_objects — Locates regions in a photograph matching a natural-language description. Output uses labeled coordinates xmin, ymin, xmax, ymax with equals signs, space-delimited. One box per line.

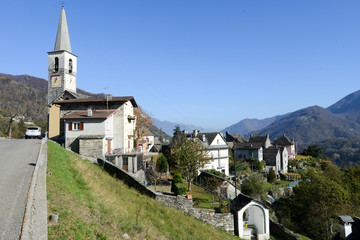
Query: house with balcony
xmin=56 ymin=97 xmax=137 ymax=160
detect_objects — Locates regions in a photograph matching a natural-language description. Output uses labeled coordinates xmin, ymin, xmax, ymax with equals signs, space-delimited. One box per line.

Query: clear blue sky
xmin=1 ymin=1 xmax=360 ymax=129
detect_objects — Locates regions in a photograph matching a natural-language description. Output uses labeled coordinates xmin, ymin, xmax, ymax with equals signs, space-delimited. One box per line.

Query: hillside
xmin=328 ymin=89 xmax=360 ymax=123
xmin=0 ymin=76 xmax=47 ymax=121
xmin=222 ymin=114 xmax=287 ymax=135
xmin=47 ymin=141 xmax=237 ymax=240
xmin=250 ymin=105 xmax=360 ymax=150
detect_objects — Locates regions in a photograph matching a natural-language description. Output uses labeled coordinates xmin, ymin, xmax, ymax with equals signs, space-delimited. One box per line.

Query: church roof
xmin=54 ymin=7 xmax=72 ymax=52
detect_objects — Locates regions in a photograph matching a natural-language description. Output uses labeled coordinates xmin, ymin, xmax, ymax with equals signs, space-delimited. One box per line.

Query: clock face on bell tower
xmin=51 ymin=75 xmax=62 ymax=87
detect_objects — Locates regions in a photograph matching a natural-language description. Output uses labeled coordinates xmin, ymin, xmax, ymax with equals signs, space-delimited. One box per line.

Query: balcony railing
xmin=112 ymin=147 xmax=142 ymax=155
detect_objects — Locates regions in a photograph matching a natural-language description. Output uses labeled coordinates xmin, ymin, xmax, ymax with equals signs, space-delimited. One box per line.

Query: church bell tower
xmin=48 ymin=7 xmax=77 ymax=105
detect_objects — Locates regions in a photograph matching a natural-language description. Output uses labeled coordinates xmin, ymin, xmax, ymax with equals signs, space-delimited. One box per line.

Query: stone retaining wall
xmin=155 ymin=194 xmax=193 ymax=210
xmin=97 ymin=158 xmax=157 ymax=198
xmin=183 ymin=208 xmax=234 ymax=233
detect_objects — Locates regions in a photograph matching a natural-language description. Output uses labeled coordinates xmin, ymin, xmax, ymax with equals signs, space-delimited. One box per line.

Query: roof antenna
xmin=62 ymin=0 xmax=65 ymax=8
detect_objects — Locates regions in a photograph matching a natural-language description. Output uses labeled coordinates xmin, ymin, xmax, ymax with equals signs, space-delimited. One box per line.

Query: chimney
xmin=202 ymin=134 xmax=206 ymax=142
xmin=193 ymin=129 xmax=199 ymax=137
xmin=87 ymin=108 xmax=93 ymax=117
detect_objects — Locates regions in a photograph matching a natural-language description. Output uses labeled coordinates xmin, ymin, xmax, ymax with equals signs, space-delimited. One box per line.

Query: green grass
xmin=47 ymin=141 xmax=237 ymax=239
xmin=294 ymin=233 xmax=312 ymax=240
xmin=190 ymin=184 xmax=220 ymax=209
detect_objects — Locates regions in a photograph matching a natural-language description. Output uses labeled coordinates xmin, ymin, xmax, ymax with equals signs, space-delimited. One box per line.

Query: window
xmin=54 ymin=57 xmax=59 ymax=72
xmin=69 ymin=59 xmax=73 ymax=73
xmin=68 ymin=122 xmax=84 ymax=131
xmin=73 ymin=122 xmax=80 ymax=130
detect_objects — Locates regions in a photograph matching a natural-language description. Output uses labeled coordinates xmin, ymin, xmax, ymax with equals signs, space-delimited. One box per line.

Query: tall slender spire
xmin=54 ymin=7 xmax=72 ymax=52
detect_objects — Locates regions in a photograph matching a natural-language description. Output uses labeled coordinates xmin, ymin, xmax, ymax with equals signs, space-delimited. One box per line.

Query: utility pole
xmin=7 ymin=114 xmax=17 ymax=139
xmin=233 ymin=140 xmax=237 ymax=197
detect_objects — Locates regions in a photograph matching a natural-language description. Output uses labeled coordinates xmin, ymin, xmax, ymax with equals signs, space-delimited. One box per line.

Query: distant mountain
xmin=327 ymin=90 xmax=360 ymax=124
xmin=222 ymin=114 xmax=288 ymax=135
xmin=250 ymin=105 xmax=360 ymax=150
xmin=0 ymin=73 xmax=105 ymax=98
xmin=153 ymin=118 xmax=218 ymax=136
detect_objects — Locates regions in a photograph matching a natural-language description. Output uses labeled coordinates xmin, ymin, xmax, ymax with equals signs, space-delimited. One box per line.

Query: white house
xmin=231 ymin=193 xmax=270 ymax=240
xmin=182 ymin=130 xmax=230 ymax=176
xmin=58 ymin=97 xmax=137 ymax=159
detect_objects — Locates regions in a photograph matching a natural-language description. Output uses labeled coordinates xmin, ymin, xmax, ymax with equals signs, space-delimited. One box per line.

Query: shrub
xmin=171 ymin=173 xmax=183 ymax=192
xmin=267 ymin=168 xmax=277 ymax=183
xmin=174 ymin=183 xmax=186 ymax=196
xmin=156 ymin=154 xmax=168 ymax=173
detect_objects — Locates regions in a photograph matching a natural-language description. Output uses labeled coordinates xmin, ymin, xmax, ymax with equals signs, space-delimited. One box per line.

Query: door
xmin=122 ymin=157 xmax=128 ymax=172
xmin=107 ymin=140 xmax=112 ymax=154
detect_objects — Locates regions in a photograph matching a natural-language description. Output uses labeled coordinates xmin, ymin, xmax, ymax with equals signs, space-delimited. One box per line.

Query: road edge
xmin=21 ymin=138 xmax=48 ymax=240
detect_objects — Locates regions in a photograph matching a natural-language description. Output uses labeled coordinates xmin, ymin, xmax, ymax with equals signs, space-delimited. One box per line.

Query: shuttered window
xmin=68 ymin=122 xmax=84 ymax=131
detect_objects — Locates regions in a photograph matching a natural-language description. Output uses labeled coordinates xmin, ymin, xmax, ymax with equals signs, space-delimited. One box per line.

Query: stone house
xmin=263 ymin=148 xmax=281 ymax=174
xmin=182 ymin=130 xmax=230 ymax=176
xmin=234 ymin=142 xmax=263 ymax=162
xmin=248 ymin=134 xmax=272 ymax=149
xmin=272 ymin=135 xmax=296 ymax=160
xmin=231 ymin=193 xmax=270 ymax=240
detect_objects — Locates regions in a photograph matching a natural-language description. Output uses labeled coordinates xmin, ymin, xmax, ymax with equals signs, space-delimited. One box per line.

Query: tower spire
xmin=54 ymin=7 xmax=71 ymax=52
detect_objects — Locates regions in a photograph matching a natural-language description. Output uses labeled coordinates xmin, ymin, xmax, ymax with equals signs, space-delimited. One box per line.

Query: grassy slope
xmin=47 ymin=141 xmax=238 ymax=240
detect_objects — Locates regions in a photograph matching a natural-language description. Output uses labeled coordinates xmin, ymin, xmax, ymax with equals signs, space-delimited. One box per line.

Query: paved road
xmin=0 ymin=139 xmax=42 ymax=240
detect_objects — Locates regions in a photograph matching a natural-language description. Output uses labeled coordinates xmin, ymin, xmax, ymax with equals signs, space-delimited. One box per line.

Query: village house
xmin=55 ymin=97 xmax=137 ymax=159
xmin=234 ymin=142 xmax=263 ymax=162
xmin=182 ymin=130 xmax=230 ymax=176
xmin=272 ymin=135 xmax=296 ymax=160
xmin=248 ymin=134 xmax=272 ymax=149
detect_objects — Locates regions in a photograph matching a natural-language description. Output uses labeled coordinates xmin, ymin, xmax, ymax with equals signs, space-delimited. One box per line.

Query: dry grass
xmin=47 ymin=141 xmax=238 ymax=239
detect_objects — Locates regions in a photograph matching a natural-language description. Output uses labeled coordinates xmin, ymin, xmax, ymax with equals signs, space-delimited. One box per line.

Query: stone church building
xmin=47 ymin=7 xmax=138 ymax=159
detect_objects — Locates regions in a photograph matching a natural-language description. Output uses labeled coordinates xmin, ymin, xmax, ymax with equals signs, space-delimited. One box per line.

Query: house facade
xmin=56 ymin=97 xmax=137 ymax=159
xmin=272 ymin=135 xmax=296 ymax=160
xmin=182 ymin=130 xmax=230 ymax=176
xmin=234 ymin=142 xmax=263 ymax=161
xmin=263 ymin=148 xmax=281 ymax=174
